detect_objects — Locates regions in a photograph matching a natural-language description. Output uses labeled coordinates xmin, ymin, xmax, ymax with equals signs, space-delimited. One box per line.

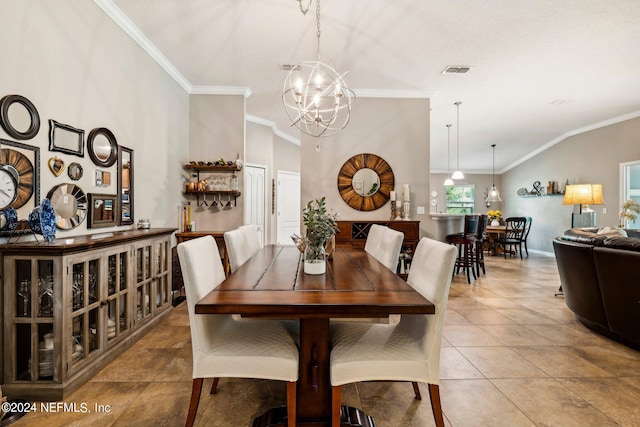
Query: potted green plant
xmin=301 ymin=197 xmax=339 ymax=274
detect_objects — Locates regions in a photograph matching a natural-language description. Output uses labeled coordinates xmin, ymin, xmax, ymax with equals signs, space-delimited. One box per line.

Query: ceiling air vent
xmin=280 ymin=64 xmax=300 ymax=71
xmin=442 ymin=66 xmax=471 ymax=74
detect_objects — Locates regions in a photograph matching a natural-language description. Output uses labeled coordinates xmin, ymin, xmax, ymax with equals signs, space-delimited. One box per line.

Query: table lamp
xmin=563 ymin=184 xmax=604 ymax=227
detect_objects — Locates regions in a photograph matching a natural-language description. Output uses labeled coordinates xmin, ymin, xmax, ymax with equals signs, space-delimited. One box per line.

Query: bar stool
xmin=446 ymin=215 xmax=479 ymax=284
xmin=474 ymin=215 xmax=488 ymax=276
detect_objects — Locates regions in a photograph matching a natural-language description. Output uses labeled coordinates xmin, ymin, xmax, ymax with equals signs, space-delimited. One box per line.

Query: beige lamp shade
xmin=563 ymin=184 xmax=604 ymax=208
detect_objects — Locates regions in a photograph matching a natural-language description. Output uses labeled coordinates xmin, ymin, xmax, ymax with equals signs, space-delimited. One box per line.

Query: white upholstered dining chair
xmin=177 ymin=236 xmax=299 ymax=427
xmin=364 ymin=225 xmax=404 ymax=272
xmin=329 ymin=237 xmax=457 ymax=427
xmin=224 ymin=225 xmax=261 ymax=273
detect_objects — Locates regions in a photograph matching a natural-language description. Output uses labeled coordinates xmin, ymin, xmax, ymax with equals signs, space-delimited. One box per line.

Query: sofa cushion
xmin=596 ymin=226 xmax=628 ymax=237
xmin=561 ymin=228 xmax=607 ymax=246
xmin=602 ymin=236 xmax=640 ymax=252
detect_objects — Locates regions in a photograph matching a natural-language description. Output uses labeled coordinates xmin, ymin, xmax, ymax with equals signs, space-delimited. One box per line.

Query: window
xmin=446 ymin=185 xmax=475 ymax=214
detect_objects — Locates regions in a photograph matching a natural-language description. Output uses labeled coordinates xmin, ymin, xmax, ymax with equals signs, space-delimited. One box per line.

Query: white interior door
xmin=277 ymin=171 xmax=301 ymax=245
xmin=244 ymin=164 xmax=266 ymax=247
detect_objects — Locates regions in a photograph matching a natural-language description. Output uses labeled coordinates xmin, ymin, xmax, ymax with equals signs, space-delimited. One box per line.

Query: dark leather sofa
xmin=553 ymin=227 xmax=640 ymax=349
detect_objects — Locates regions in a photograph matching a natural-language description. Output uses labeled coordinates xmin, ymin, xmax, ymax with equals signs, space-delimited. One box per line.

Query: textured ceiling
xmin=105 ymin=0 xmax=640 ymax=173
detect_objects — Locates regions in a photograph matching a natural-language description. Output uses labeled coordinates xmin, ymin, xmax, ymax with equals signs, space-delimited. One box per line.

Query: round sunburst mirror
xmin=337 ymin=153 xmax=394 ymax=211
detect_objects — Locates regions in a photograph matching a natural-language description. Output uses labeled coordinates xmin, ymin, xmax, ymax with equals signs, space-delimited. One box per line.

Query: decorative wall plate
xmin=46 ymin=183 xmax=87 ymax=230
xmin=48 ymin=157 xmax=65 ymax=177
xmin=0 ymin=148 xmax=34 ymax=209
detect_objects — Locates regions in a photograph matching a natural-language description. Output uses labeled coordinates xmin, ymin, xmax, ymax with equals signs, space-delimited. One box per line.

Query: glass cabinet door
xmin=106 ymin=251 xmax=130 ymax=346
xmin=135 ymin=244 xmax=153 ymax=324
xmin=9 ymin=258 xmax=56 ymax=382
xmin=69 ymin=257 xmax=102 ymax=370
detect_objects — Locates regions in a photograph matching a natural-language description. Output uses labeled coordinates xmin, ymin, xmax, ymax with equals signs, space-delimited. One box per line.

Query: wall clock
xmin=0 ymin=148 xmax=35 ymax=209
xmin=0 ymin=164 xmax=19 ymax=209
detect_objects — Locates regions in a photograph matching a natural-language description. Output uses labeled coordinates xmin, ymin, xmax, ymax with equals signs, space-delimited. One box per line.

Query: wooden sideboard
xmin=335 ymin=220 xmax=420 ymax=279
xmin=1 ymin=228 xmax=175 ymax=400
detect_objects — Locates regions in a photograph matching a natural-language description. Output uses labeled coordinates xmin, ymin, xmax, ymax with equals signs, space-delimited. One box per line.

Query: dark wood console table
xmin=335 ymin=220 xmax=420 ymax=279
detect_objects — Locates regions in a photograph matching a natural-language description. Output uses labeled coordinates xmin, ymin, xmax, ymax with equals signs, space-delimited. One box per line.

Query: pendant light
xmin=451 ymin=101 xmax=464 ymax=180
xmin=443 ymin=124 xmax=454 ymax=186
xmin=486 ymin=144 xmax=502 ymax=202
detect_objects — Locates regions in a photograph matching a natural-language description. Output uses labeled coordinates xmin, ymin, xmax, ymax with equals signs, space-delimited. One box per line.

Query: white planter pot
xmin=304 ymin=260 xmax=326 ymax=275
xmin=491 ymin=219 xmax=500 ymax=226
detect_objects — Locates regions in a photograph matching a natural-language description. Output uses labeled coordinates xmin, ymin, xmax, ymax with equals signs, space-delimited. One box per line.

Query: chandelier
xmin=282 ymin=0 xmax=355 ymax=138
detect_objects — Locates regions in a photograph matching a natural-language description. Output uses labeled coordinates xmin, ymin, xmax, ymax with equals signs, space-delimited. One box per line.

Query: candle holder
xmin=390 ymin=201 xmax=397 ymax=221
xmin=394 ymin=204 xmax=402 ymax=220
xmin=402 ymin=201 xmax=411 ymax=220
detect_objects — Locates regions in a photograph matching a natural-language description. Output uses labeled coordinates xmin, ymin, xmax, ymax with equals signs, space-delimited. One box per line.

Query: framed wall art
xmin=88 ymin=193 xmax=117 ymax=228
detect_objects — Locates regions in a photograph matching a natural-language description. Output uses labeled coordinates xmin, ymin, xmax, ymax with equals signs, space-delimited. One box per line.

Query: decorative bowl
xmin=0 ymin=207 xmax=18 ymax=231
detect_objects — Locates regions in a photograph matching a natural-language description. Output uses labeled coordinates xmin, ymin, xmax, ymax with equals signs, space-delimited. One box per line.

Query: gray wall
xmin=300 ymin=97 xmax=431 ymax=237
xmin=188 ymin=94 xmax=246 ymax=232
xmin=503 ymin=116 xmax=640 ymax=253
xmin=0 ymin=0 xmax=188 ymax=238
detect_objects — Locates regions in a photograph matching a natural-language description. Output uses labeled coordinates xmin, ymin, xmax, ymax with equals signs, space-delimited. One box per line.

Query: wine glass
xmin=17 ymin=280 xmax=30 ymax=317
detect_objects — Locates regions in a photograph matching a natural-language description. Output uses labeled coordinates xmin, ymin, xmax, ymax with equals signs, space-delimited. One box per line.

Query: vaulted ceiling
xmin=103 ymin=0 xmax=640 ymax=173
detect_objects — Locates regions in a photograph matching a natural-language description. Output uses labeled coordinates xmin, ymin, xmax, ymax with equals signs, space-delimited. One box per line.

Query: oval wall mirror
xmin=0 ymin=94 xmax=40 ymax=140
xmin=337 ymin=153 xmax=394 ymax=211
xmin=68 ymin=162 xmax=83 ymax=181
xmin=87 ymin=127 xmax=118 ymax=167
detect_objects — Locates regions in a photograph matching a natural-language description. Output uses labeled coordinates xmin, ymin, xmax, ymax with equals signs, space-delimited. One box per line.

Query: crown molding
xmin=502 ymin=109 xmax=640 ymax=173
xmin=246 ymin=115 xmax=300 ymax=146
xmin=94 ymin=0 xmax=192 ymax=92
xmin=190 ymin=86 xmax=252 ymax=97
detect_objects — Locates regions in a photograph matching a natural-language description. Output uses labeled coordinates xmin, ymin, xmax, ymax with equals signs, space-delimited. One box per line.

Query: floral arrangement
xmin=292 ymin=197 xmax=339 ymax=258
xmin=487 ymin=210 xmax=502 ymax=221
xmin=619 ymin=199 xmax=640 ymax=228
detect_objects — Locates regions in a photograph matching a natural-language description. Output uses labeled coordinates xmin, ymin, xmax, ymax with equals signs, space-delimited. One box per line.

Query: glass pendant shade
xmin=444 ymin=177 xmax=454 ymax=186
xmin=487 ymin=185 xmax=502 ymax=202
xmin=451 ymin=170 xmax=464 ymax=180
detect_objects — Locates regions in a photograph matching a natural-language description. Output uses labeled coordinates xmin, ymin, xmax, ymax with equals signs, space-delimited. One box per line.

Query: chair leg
xmin=286 ymin=381 xmax=296 ymax=427
xmin=210 ymin=377 xmax=219 ymax=394
xmin=519 ymin=242 xmax=523 ymax=259
xmin=428 ymin=383 xmax=445 ymax=427
xmin=412 ymin=381 xmax=422 ymax=400
xmin=332 ymin=385 xmax=342 ymax=427
xmin=185 ymin=378 xmax=203 ymax=427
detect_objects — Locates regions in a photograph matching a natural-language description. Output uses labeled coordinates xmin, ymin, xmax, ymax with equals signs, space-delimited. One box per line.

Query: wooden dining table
xmin=195 ymin=245 xmax=435 ymax=426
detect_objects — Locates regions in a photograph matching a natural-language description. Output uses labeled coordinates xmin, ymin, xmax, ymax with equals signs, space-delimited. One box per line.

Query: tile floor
xmin=13 ymin=253 xmax=640 ymax=426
